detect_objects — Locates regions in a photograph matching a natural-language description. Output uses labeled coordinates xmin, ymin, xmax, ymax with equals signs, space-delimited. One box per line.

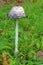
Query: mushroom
xmin=8 ymin=6 xmax=26 ymax=53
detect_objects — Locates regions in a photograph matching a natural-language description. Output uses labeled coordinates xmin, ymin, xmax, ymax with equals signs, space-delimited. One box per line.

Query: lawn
xmin=0 ymin=0 xmax=43 ymax=65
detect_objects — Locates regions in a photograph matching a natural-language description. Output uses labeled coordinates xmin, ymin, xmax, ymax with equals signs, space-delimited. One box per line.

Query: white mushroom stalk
xmin=8 ymin=6 xmax=26 ymax=53
xmin=15 ymin=19 xmax=18 ymax=53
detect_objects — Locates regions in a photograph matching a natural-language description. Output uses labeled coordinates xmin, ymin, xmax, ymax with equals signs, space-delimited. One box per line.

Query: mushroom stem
xmin=15 ymin=19 xmax=18 ymax=53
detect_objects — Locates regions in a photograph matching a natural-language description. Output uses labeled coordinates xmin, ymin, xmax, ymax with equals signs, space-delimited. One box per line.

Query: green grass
xmin=0 ymin=0 xmax=43 ymax=65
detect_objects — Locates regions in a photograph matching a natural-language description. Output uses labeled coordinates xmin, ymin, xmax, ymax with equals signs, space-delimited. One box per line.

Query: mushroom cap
xmin=8 ymin=6 xmax=26 ymax=19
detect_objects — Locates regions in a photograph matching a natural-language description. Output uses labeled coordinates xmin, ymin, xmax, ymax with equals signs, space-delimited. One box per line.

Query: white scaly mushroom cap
xmin=8 ymin=6 xmax=26 ymax=18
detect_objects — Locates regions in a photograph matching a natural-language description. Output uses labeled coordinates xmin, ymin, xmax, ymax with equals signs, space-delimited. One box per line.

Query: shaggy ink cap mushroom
xmin=8 ymin=6 xmax=27 ymax=53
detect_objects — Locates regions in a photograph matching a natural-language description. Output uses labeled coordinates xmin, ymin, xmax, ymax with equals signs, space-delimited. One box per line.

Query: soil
xmin=0 ymin=0 xmax=15 ymax=5
xmin=37 ymin=51 xmax=43 ymax=60
xmin=0 ymin=61 xmax=3 ymax=65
